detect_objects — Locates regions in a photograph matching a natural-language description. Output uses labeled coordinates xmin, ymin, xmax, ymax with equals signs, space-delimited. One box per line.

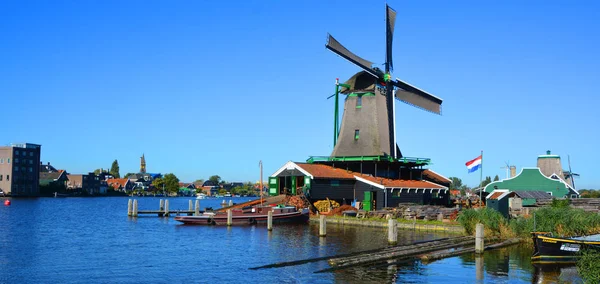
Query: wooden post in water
xmin=388 ymin=219 xmax=398 ymax=245
xmin=227 ymin=209 xmax=233 ymax=226
xmin=319 ymin=215 xmax=326 ymax=237
xmin=164 ymin=200 xmax=170 ymax=217
xmin=267 ymin=210 xmax=273 ymax=231
xmin=127 ymin=199 xmax=132 ymax=216
xmin=475 ymin=223 xmax=484 ymax=254
xmin=189 ymin=200 xmax=193 ymax=211
xmin=159 ymin=199 xmax=164 ymax=211
xmin=132 ymin=199 xmax=138 ymax=217
xmin=413 ymin=216 xmax=416 ymax=230
xmin=229 ymin=200 xmax=233 ymax=206
xmin=195 ymin=200 xmax=200 ymax=216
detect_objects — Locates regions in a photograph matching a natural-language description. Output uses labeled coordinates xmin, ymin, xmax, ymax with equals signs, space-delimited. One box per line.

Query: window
xmin=15 ymin=158 xmax=19 ymax=164
xmin=15 ymin=167 xmax=18 ymax=172
xmin=30 ymin=152 xmax=33 ymax=157
xmin=15 ymin=150 xmax=19 ymax=155
xmin=354 ymin=130 xmax=360 ymax=140
xmin=6 ymin=175 xmax=9 ymax=181
xmin=7 ymin=158 xmax=10 ymax=163
xmin=356 ymin=96 xmax=362 ymax=108
xmin=0 ymin=158 xmax=3 ymax=164
xmin=0 ymin=175 xmax=2 ymax=181
xmin=29 ymin=167 xmax=33 ymax=172
xmin=330 ymin=180 xmax=340 ymax=187
xmin=393 ymin=190 xmax=401 ymax=197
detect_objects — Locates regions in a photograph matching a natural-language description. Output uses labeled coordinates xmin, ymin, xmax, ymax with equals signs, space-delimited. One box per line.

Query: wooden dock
xmin=136 ymin=210 xmax=196 ymax=217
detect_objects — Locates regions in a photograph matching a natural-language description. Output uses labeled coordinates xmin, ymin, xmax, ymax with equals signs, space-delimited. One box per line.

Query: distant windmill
xmin=500 ymin=161 xmax=515 ymax=179
xmin=564 ymin=155 xmax=580 ymax=189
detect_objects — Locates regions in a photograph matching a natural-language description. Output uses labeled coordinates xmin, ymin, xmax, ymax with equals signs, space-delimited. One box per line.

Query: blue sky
xmin=1 ymin=1 xmax=598 ymax=188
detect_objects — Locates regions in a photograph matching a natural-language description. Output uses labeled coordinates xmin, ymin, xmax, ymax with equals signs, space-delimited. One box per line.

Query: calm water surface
xmin=0 ymin=197 xmax=582 ymax=283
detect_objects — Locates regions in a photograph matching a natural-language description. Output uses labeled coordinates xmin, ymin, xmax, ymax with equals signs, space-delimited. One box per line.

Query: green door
xmin=363 ymin=191 xmax=372 ymax=211
xmin=269 ymin=177 xmax=278 ymax=196
xmin=291 ymin=176 xmax=297 ymax=195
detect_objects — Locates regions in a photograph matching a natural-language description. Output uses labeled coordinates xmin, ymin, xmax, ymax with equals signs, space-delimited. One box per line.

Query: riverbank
xmin=309 ymin=215 xmax=465 ymax=234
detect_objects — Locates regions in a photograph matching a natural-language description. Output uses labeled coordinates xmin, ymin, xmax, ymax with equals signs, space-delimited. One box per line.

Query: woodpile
xmin=284 ymin=195 xmax=309 ymax=210
xmin=535 ymin=198 xmax=600 ymax=213
xmin=329 ymin=205 xmax=357 ymax=216
xmin=313 ymin=199 xmax=340 ymax=213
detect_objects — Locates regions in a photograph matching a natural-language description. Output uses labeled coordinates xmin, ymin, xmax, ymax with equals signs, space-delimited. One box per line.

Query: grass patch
xmin=578 ymin=249 xmax=600 ymax=284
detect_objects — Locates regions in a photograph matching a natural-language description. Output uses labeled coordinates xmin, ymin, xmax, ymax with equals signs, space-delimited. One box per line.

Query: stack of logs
xmin=535 ymin=198 xmax=600 ymax=213
xmin=358 ymin=204 xmax=458 ymax=221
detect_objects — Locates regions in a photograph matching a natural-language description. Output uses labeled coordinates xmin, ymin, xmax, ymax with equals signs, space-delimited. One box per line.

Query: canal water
xmin=0 ymin=197 xmax=582 ymax=283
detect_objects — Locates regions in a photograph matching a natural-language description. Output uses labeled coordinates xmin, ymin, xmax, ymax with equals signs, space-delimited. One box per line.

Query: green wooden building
xmin=484 ymin=167 xmax=579 ymax=199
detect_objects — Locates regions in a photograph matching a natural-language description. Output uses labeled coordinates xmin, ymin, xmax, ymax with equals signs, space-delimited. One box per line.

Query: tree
xmin=93 ymin=168 xmax=103 ymax=175
xmin=194 ymin=179 xmax=204 ymax=185
xmin=449 ymin=177 xmax=463 ymax=190
xmin=208 ymin=175 xmax=221 ymax=185
xmin=480 ymin=176 xmax=492 ymax=188
xmin=124 ymin=173 xmax=135 ymax=178
xmin=163 ymin=173 xmax=180 ymax=194
xmin=493 ymin=175 xmax=499 ymax=182
xmin=110 ymin=160 xmax=120 ymax=178
xmin=152 ymin=177 xmax=164 ymax=192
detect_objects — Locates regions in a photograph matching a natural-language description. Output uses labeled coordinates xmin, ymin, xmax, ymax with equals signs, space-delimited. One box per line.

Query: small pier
xmin=127 ymin=199 xmax=199 ymax=217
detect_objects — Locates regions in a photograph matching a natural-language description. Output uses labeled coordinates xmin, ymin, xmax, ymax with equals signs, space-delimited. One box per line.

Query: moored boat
xmin=531 ymin=232 xmax=600 ymax=263
xmin=174 ymin=205 xmax=309 ymax=226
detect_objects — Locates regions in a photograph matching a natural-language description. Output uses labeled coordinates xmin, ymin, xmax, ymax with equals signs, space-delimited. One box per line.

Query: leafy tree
xmin=219 ymin=188 xmax=227 ymax=195
xmin=124 ymin=173 xmax=135 ymax=178
xmin=449 ymin=177 xmax=463 ymax=190
xmin=163 ymin=173 xmax=180 ymax=194
xmin=110 ymin=160 xmax=120 ymax=178
xmin=480 ymin=176 xmax=492 ymax=188
xmin=209 ymin=175 xmax=221 ymax=185
xmin=152 ymin=177 xmax=164 ymax=191
xmin=194 ymin=179 xmax=204 ymax=185
xmin=493 ymin=175 xmax=499 ymax=182
xmin=93 ymin=168 xmax=103 ymax=175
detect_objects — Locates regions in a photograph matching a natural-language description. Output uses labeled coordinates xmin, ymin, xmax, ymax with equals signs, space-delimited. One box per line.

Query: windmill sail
xmin=394 ymin=79 xmax=443 ymax=114
xmin=386 ymin=5 xmax=396 ymax=72
xmin=326 ymin=34 xmax=377 ymax=77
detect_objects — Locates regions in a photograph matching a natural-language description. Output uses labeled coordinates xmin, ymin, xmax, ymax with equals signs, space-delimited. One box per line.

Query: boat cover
xmin=571 ymin=234 xmax=600 ymax=242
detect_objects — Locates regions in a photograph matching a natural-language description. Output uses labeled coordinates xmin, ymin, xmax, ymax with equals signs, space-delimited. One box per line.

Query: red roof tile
xmin=357 ymin=174 xmax=445 ymax=189
xmin=489 ymin=192 xmax=504 ymax=200
xmin=423 ymin=169 xmax=451 ymax=183
xmin=296 ymin=163 xmax=355 ymax=179
xmin=107 ymin=178 xmax=129 ymax=190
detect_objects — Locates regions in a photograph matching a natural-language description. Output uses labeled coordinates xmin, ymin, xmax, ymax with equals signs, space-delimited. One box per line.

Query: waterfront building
xmin=39 ymin=169 xmax=69 ymax=192
xmin=270 ymin=161 xmax=450 ymax=210
xmin=0 ymin=143 xmax=42 ymax=196
xmin=67 ymin=172 xmax=108 ymax=195
xmin=484 ymin=151 xmax=580 ymax=199
xmin=106 ymin=178 xmax=133 ymax=192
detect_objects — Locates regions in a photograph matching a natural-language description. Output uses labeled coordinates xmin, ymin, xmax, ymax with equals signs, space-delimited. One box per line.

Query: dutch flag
xmin=465 ymin=155 xmax=482 ymax=173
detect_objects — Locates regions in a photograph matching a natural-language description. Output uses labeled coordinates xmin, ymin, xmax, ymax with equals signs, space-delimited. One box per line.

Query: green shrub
xmin=578 ymin=249 xmax=600 ymax=284
xmin=457 ymin=208 xmax=507 ymax=236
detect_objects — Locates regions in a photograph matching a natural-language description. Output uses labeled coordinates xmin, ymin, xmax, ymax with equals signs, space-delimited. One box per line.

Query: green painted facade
xmin=484 ymin=168 xmax=577 ymax=198
xmin=269 ymin=177 xmax=278 ymax=196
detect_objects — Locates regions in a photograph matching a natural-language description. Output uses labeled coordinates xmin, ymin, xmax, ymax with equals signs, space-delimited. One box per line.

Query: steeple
xmin=140 ymin=154 xmax=146 ymax=173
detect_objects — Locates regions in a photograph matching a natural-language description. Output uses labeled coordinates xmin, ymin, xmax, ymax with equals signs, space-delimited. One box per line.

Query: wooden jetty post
xmin=127 ymin=199 xmax=132 ymax=216
xmin=476 ymin=255 xmax=484 ymax=280
xmin=229 ymin=200 xmax=233 ymax=206
xmin=319 ymin=215 xmax=327 ymax=237
xmin=227 ymin=209 xmax=233 ymax=226
xmin=388 ymin=219 xmax=398 ymax=245
xmin=159 ymin=199 xmax=164 ymax=211
xmin=132 ymin=199 xmax=138 ymax=217
xmin=475 ymin=223 xmax=484 ymax=254
xmin=195 ymin=200 xmax=200 ymax=216
xmin=164 ymin=200 xmax=170 ymax=217
xmin=267 ymin=210 xmax=273 ymax=231
xmin=189 ymin=200 xmax=193 ymax=211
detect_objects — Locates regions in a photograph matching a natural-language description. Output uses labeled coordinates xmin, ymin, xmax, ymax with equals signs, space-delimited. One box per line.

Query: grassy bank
xmin=458 ymin=201 xmax=600 ymax=239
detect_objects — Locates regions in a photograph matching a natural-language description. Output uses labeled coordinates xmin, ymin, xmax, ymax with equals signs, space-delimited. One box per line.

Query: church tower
xmin=140 ymin=154 xmax=146 ymax=173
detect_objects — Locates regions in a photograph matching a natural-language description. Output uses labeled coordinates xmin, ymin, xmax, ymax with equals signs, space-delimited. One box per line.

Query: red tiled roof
xmin=296 ymin=163 xmax=355 ymax=179
xmin=357 ymin=174 xmax=445 ymax=189
xmin=489 ymin=192 xmax=504 ymax=200
xmin=107 ymin=178 xmax=129 ymax=189
xmin=423 ymin=169 xmax=451 ymax=183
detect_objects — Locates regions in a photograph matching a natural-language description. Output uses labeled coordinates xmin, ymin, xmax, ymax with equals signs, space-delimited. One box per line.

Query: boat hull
xmin=531 ymin=232 xmax=600 ymax=264
xmin=175 ymin=207 xmax=309 ymax=226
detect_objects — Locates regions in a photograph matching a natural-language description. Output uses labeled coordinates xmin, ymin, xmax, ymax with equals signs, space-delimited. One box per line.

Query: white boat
xmin=196 ymin=193 xmax=207 ymax=199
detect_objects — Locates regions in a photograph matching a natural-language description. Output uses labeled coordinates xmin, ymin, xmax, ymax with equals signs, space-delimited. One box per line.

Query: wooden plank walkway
xmin=137 ymin=210 xmax=195 ymax=216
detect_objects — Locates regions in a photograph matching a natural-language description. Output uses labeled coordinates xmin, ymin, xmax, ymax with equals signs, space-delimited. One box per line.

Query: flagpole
xmin=479 ymin=150 xmax=483 ymax=205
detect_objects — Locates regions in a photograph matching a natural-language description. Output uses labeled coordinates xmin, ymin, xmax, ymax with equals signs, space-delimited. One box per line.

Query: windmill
xmin=326 ymin=4 xmax=443 ymax=159
xmin=500 ymin=161 xmax=516 ymax=179
xmin=564 ymin=155 xmax=580 ymax=189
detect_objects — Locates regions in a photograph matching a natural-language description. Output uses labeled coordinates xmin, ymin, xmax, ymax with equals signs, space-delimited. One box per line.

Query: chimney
xmin=510 ymin=166 xmax=516 ymax=178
